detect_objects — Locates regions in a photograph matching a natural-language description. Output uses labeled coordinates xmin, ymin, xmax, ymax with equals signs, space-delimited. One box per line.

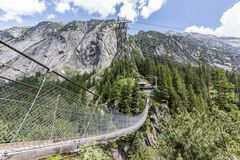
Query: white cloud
xmin=55 ymin=0 xmax=121 ymax=17
xmin=185 ymin=26 xmax=215 ymax=35
xmin=141 ymin=0 xmax=166 ymax=19
xmin=54 ymin=0 xmax=167 ymax=21
xmin=118 ymin=0 xmax=138 ymax=21
xmin=55 ymin=1 xmax=71 ymax=13
xmin=47 ymin=14 xmax=56 ymax=20
xmin=185 ymin=2 xmax=240 ymax=37
xmin=72 ymin=0 xmax=121 ymax=18
xmin=0 ymin=0 xmax=45 ymax=23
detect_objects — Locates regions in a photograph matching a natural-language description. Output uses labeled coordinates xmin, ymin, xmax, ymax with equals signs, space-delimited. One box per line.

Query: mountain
xmin=0 ymin=20 xmax=240 ymax=79
xmin=0 ymin=30 xmax=14 ymax=42
xmin=0 ymin=20 xmax=119 ymax=79
xmin=5 ymin=27 xmax=30 ymax=38
xmin=135 ymin=31 xmax=240 ymax=71
xmin=184 ymin=32 xmax=240 ymax=53
xmin=1 ymin=20 xmax=240 ymax=160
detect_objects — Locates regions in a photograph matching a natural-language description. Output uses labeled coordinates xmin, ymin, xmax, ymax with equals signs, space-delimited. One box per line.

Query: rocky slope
xmin=135 ymin=31 xmax=240 ymax=72
xmin=0 ymin=20 xmax=118 ymax=79
xmin=1 ymin=20 xmax=240 ymax=79
xmin=5 ymin=27 xmax=30 ymax=38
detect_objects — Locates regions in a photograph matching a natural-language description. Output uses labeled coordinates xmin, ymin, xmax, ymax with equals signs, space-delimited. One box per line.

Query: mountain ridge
xmin=0 ymin=20 xmax=118 ymax=79
xmin=0 ymin=20 xmax=240 ymax=79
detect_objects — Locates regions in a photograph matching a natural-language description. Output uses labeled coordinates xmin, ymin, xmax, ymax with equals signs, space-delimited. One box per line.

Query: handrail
xmin=0 ymin=75 xmax=39 ymax=90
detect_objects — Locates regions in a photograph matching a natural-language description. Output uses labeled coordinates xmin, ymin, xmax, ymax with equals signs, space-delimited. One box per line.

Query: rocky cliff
xmin=0 ymin=20 xmax=119 ymax=79
xmin=1 ymin=20 xmax=240 ymax=79
xmin=135 ymin=31 xmax=240 ymax=72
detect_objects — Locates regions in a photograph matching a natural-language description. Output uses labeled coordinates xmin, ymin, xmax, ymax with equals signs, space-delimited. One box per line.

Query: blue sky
xmin=0 ymin=0 xmax=240 ymax=37
xmin=129 ymin=0 xmax=240 ymax=33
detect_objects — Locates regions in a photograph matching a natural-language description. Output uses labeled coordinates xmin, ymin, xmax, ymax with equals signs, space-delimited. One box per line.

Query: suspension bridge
xmin=0 ymin=37 xmax=154 ymax=160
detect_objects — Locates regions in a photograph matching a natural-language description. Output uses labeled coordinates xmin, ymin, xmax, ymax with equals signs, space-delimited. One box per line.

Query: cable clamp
xmin=47 ymin=68 xmax=53 ymax=73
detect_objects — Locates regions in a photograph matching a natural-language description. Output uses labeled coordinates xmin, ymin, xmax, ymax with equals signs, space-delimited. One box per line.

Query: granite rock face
xmin=0 ymin=20 xmax=118 ymax=79
xmin=135 ymin=31 xmax=240 ymax=72
xmin=1 ymin=20 xmax=240 ymax=79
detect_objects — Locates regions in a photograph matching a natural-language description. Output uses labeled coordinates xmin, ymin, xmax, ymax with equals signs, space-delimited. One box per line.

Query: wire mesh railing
xmin=0 ymin=72 xmax=150 ymax=159
xmin=0 ymin=29 xmax=151 ymax=160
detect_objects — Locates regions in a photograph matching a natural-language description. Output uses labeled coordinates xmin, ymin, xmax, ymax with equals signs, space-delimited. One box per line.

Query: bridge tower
xmin=115 ymin=18 xmax=142 ymax=77
xmin=116 ymin=17 xmax=131 ymax=54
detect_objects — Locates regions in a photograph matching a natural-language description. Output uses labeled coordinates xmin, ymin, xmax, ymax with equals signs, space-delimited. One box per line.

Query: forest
xmin=95 ymin=50 xmax=240 ymax=160
xmin=1 ymin=49 xmax=240 ymax=160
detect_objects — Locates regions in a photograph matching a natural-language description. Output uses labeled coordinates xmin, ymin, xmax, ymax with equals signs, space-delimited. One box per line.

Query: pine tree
xmin=158 ymin=66 xmax=173 ymax=101
xmin=172 ymin=68 xmax=188 ymax=108
xmin=212 ymin=69 xmax=237 ymax=111
xmin=187 ymin=85 xmax=197 ymax=112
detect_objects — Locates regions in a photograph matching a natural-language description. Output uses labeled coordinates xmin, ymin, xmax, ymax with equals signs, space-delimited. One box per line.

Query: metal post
xmin=110 ymin=110 xmax=113 ymax=132
xmin=101 ymin=115 xmax=103 ymax=134
xmin=120 ymin=114 xmax=122 ymax=129
xmin=51 ymin=94 xmax=60 ymax=140
xmin=154 ymin=76 xmax=157 ymax=88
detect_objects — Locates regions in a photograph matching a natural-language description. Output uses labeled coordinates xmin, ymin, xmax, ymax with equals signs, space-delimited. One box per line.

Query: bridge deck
xmin=0 ymin=97 xmax=150 ymax=160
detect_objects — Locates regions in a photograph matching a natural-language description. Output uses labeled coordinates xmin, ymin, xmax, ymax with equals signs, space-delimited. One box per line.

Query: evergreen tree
xmin=212 ymin=69 xmax=237 ymax=111
xmin=187 ymin=85 xmax=197 ymax=112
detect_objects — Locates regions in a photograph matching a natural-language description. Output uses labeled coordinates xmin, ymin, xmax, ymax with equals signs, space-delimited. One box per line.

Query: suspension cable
xmin=0 ymin=39 xmax=99 ymax=98
xmin=82 ymin=96 xmax=101 ymax=137
xmin=134 ymin=21 xmax=185 ymax=31
xmin=0 ymin=75 xmax=39 ymax=90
